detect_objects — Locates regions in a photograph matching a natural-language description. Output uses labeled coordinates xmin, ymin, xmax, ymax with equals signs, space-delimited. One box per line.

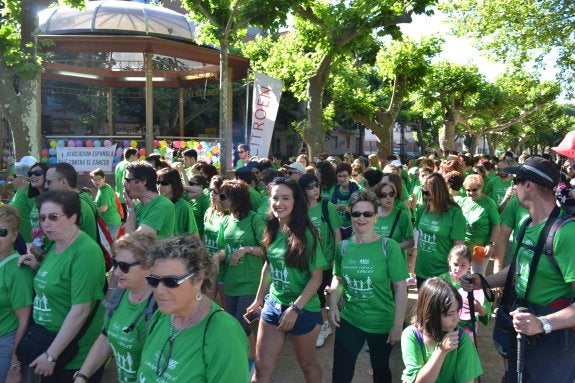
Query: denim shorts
xmin=261 ymin=294 xmax=322 ymax=335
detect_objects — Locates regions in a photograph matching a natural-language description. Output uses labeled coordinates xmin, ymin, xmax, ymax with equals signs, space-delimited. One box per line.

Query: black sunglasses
xmin=188 ymin=181 xmax=200 ymax=187
xmin=124 ymin=177 xmax=138 ymax=183
xmin=146 ymin=272 xmax=195 ymax=289
xmin=305 ymin=182 xmax=319 ymax=190
xmin=28 ymin=169 xmax=43 ymax=177
xmin=111 ymin=258 xmax=141 ymax=273
xmin=38 ymin=213 xmax=64 ymax=222
xmin=0 ymin=228 xmax=8 ymax=237
xmin=156 ymin=180 xmax=171 ymax=186
xmin=513 ymin=177 xmax=526 ymax=185
xmin=350 ymin=211 xmax=376 ymax=218
xmin=377 ymin=191 xmax=395 ymax=199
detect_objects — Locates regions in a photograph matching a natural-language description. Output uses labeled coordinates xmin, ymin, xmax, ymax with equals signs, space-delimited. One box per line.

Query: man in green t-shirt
xmin=114 ymin=147 xmax=139 ymax=206
xmin=464 ymin=156 xmax=575 ymax=383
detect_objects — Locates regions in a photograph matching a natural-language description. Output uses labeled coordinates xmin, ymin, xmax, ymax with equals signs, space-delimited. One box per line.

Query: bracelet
xmin=290 ymin=302 xmax=303 ymax=315
xmin=73 ymin=371 xmax=89 ymax=381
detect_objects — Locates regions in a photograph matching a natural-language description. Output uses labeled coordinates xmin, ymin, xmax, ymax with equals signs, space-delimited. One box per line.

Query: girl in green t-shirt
xmin=401 ymin=277 xmax=483 ymax=383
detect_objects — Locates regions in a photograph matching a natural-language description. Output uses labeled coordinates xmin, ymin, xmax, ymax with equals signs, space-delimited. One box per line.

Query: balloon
xmin=159 ymin=147 xmax=167 ymax=156
xmin=193 ymin=141 xmax=199 ymax=148
xmin=116 ymin=147 xmax=124 ymax=156
xmin=49 ymin=140 xmax=57 ymax=148
xmin=104 ymin=140 xmax=112 ymax=147
xmin=48 ymin=157 xmax=57 ymax=165
xmin=123 ymin=140 xmax=130 ymax=147
xmin=57 ymin=140 xmax=65 ymax=147
xmin=180 ymin=141 xmax=187 ymax=149
xmin=139 ymin=148 xmax=146 ymax=156
xmin=153 ymin=148 xmax=160 ymax=154
xmin=40 ymin=157 xmax=49 ymax=163
xmin=40 ymin=149 xmax=49 ymax=157
xmin=139 ymin=155 xmax=146 ymax=160
xmin=67 ymin=140 xmax=76 ymax=147
xmin=114 ymin=156 xmax=121 ymax=162
xmin=197 ymin=144 xmax=203 ymax=150
xmin=130 ymin=140 xmax=138 ymax=148
xmin=206 ymin=152 xmax=212 ymax=158
xmin=153 ymin=140 xmax=159 ymax=147
xmin=85 ymin=140 xmax=93 ymax=148
xmin=49 ymin=148 xmax=56 ymax=156
xmin=187 ymin=141 xmax=193 ymax=148
xmin=94 ymin=140 xmax=102 ymax=147
xmin=211 ymin=146 xmax=219 ymax=154
xmin=75 ymin=140 xmax=83 ymax=147
xmin=159 ymin=140 xmax=168 ymax=148
xmin=173 ymin=141 xmax=180 ymax=149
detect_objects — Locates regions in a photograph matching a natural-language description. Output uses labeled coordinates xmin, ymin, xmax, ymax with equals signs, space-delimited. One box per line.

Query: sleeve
xmin=252 ymin=214 xmax=266 ymax=245
xmin=333 ymin=242 xmax=343 ymax=277
xmin=553 ymin=221 xmax=575 ymax=284
xmin=455 ymin=332 xmax=484 ymax=382
xmin=216 ymin=218 xmax=226 ymax=250
xmin=450 ymin=208 xmax=467 ymax=241
xmin=483 ymin=178 xmax=494 ymax=197
xmin=307 ymin=231 xmax=328 ymax=271
xmin=386 ymin=239 xmax=409 ymax=282
xmin=71 ymin=238 xmax=106 ymax=304
xmin=399 ymin=210 xmax=414 ymax=240
xmin=486 ymin=196 xmax=501 ymax=225
xmin=9 ymin=263 xmax=35 ymax=311
xmin=500 ymin=198 xmax=517 ymax=229
xmin=186 ymin=203 xmax=199 ymax=234
xmin=400 ymin=326 xmax=425 ymax=383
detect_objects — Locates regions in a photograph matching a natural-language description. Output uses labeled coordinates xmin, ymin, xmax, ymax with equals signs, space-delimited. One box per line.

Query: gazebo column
xmin=179 ymin=87 xmax=184 ymax=137
xmin=107 ymin=87 xmax=113 ymax=135
xmin=144 ymin=52 xmax=153 ymax=154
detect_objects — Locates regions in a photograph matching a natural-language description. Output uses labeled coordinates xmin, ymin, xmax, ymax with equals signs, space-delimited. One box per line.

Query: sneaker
xmin=316 ymin=321 xmax=332 ymax=348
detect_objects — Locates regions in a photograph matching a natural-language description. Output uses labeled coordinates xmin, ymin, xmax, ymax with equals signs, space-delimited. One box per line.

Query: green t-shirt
xmin=256 ymin=195 xmax=270 ymax=220
xmin=415 ymin=206 xmax=466 ymax=279
xmin=267 ymin=230 xmax=328 ymax=312
xmin=33 ymin=232 xmax=105 ymax=369
xmin=374 ymin=208 xmax=413 ymax=245
xmin=105 ymin=292 xmax=155 ymax=383
xmin=500 ymin=197 xmax=529 ymax=234
xmin=0 ymin=252 xmax=34 ymax=336
xmin=137 ymin=302 xmax=249 ymax=383
xmin=249 ymin=186 xmax=262 ymax=211
xmin=458 ymin=195 xmax=500 ymax=247
xmin=173 ymin=197 xmax=199 ymax=236
xmin=235 ymin=159 xmax=246 ymax=169
xmin=95 ymin=184 xmax=122 ymax=226
xmin=320 ymin=185 xmax=336 ymax=202
xmin=515 ymin=218 xmax=575 ymax=306
xmin=204 ymin=209 xmax=228 ymax=283
xmin=484 ymin=176 xmax=512 ymax=207
xmin=9 ymin=185 xmax=35 ymax=242
xmin=79 ymin=191 xmax=99 ymax=241
xmin=115 ymin=160 xmax=130 ymax=204
xmin=401 ymin=325 xmax=483 ymax=383
xmin=135 ymin=195 xmax=175 ymax=239
xmin=307 ymin=201 xmax=342 ymax=266
xmin=217 ymin=211 xmax=265 ymax=296
xmin=191 ymin=190 xmax=210 ymax=237
xmin=334 ymin=237 xmax=408 ymax=333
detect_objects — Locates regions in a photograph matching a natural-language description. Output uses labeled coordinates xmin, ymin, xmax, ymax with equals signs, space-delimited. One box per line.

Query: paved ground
xmin=102 ymin=287 xmax=505 ymax=382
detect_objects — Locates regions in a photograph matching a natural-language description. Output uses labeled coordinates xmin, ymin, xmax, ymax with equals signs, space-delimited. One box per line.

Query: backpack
xmin=103 ymin=288 xmax=157 ymax=332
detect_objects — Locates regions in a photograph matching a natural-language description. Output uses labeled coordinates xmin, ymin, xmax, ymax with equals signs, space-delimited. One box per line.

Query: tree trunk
xmin=219 ymin=38 xmax=232 ymax=174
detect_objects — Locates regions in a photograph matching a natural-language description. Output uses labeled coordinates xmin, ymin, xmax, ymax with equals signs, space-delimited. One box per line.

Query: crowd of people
xmin=0 ymin=137 xmax=574 ymax=383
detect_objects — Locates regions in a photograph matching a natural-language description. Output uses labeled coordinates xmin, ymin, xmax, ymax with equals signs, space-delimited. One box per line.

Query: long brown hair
xmin=262 ymin=178 xmax=318 ymax=271
xmin=424 ymin=173 xmax=459 ymax=213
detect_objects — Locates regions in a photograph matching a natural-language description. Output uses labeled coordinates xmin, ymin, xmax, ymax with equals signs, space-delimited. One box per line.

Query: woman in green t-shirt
xmin=157 ymin=167 xmax=199 ymax=237
xmin=329 ymin=189 xmax=408 ymax=383
xmin=74 ymin=232 xmax=158 ymax=383
xmin=247 ymin=177 xmax=326 ymax=382
xmin=0 ymin=205 xmax=34 ymax=383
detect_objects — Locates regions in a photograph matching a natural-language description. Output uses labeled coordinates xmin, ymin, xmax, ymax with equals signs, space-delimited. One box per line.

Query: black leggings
xmin=332 ymin=318 xmax=393 ymax=383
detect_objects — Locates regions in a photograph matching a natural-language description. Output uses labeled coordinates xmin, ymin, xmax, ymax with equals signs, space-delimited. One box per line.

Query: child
xmin=440 ymin=244 xmax=491 ymax=341
xmin=401 ymin=277 xmax=483 ymax=383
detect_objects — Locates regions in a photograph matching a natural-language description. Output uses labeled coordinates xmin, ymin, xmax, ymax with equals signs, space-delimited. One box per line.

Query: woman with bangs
xmin=247 ymin=177 xmax=327 ymax=382
xmin=156 ymin=167 xmax=199 ymax=237
xmin=215 ymin=180 xmax=266 ymax=373
xmin=315 ymin=161 xmax=338 ymax=202
xmin=374 ymin=181 xmax=414 ymax=251
xmin=413 ymin=173 xmax=466 ymax=289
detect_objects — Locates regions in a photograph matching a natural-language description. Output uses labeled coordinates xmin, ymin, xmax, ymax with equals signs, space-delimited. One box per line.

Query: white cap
xmin=287 ymin=162 xmax=305 ymax=174
xmin=14 ymin=156 xmax=37 ymax=168
xmin=390 ymin=159 xmax=402 ymax=167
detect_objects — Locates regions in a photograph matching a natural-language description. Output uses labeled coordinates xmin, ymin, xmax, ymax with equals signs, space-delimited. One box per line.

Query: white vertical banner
xmin=249 ymin=72 xmax=284 ymax=158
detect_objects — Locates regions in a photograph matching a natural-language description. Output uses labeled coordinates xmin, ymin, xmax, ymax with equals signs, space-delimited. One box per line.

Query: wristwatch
xmin=44 ymin=351 xmax=56 ymax=363
xmin=290 ymin=302 xmax=303 ymax=315
xmin=538 ymin=316 xmax=553 ymax=334
xmin=73 ymin=371 xmax=89 ymax=381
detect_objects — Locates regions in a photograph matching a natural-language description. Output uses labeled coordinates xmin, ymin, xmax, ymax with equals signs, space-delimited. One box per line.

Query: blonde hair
xmin=0 ymin=205 xmax=20 ymax=233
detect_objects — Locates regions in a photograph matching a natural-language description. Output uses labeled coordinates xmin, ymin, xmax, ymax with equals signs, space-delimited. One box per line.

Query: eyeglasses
xmin=111 ymin=258 xmax=141 ymax=273
xmin=145 ymin=272 xmax=195 ymax=289
xmin=124 ymin=177 xmax=138 ymax=183
xmin=38 ymin=213 xmax=64 ymax=222
xmin=28 ymin=169 xmax=43 ymax=177
xmin=377 ymin=191 xmax=395 ymax=199
xmin=157 ymin=334 xmax=175 ymax=376
xmin=238 ymin=150 xmax=246 ymax=154
xmin=350 ymin=211 xmax=376 ymax=218
xmin=0 ymin=228 xmax=8 ymax=237
xmin=465 ymin=188 xmax=479 ymax=192
xmin=513 ymin=177 xmax=526 ymax=185
xmin=188 ymin=181 xmax=200 ymax=187
xmin=156 ymin=180 xmax=171 ymax=186
xmin=422 ymin=190 xmax=430 ymax=196
xmin=305 ymin=182 xmax=319 ymax=190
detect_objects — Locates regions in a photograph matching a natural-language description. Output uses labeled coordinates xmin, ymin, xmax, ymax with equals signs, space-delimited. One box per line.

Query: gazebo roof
xmin=37 ymin=1 xmax=249 ymax=87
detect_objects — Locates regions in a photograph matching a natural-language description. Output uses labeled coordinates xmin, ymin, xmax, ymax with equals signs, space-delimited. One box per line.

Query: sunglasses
xmin=377 ymin=191 xmax=395 ymax=199
xmin=38 ymin=213 xmax=64 ymax=222
xmin=422 ymin=190 xmax=430 ymax=196
xmin=305 ymin=182 xmax=319 ymax=190
xmin=0 ymin=228 xmax=8 ymax=237
xmin=188 ymin=181 xmax=200 ymax=187
xmin=111 ymin=258 xmax=141 ymax=273
xmin=350 ymin=211 xmax=376 ymax=218
xmin=124 ymin=177 xmax=137 ymax=183
xmin=146 ymin=272 xmax=195 ymax=289
xmin=156 ymin=180 xmax=171 ymax=186
xmin=513 ymin=177 xmax=526 ymax=185
xmin=239 ymin=150 xmax=245 ymax=153
xmin=466 ymin=188 xmax=478 ymax=192
xmin=28 ymin=169 xmax=43 ymax=177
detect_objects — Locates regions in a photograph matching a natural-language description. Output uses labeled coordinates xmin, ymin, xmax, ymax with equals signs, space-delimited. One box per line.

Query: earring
xmin=195 ymin=291 xmax=203 ymax=301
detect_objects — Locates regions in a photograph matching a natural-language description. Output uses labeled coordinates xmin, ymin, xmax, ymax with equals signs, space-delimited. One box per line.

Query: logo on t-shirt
xmin=270 ymin=264 xmax=290 ymax=292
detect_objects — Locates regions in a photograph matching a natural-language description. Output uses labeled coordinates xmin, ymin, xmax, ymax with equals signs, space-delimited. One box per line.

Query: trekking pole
xmin=462 ymin=274 xmax=480 ymax=383
xmin=516 ymin=306 xmax=529 ymax=383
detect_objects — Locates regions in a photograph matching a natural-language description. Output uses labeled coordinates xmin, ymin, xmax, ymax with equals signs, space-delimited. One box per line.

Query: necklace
xmin=169 ymin=295 xmax=204 ymax=340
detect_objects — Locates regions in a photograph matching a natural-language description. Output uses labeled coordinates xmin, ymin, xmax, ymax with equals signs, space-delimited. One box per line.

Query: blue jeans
xmin=0 ymin=331 xmax=16 ymax=382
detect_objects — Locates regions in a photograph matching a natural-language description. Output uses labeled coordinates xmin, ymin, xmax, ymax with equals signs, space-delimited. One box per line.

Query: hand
xmin=123 ymin=191 xmax=134 ymax=208
xmin=246 ymin=299 xmax=264 ymax=316
xmin=438 ymin=330 xmax=460 ymax=353
xmin=229 ymin=247 xmax=248 ymax=265
xmin=484 ymin=244 xmax=495 ymax=258
xmin=459 ymin=274 xmax=481 ymax=292
xmin=511 ymin=309 xmax=543 ymax=335
xmin=278 ymin=306 xmax=298 ymax=332
xmin=387 ymin=324 xmax=402 ymax=345
xmin=328 ymin=305 xmax=340 ymax=328
xmin=18 ymin=253 xmax=39 ymax=270
xmin=474 ymin=299 xmax=486 ymax=316
xmin=13 ymin=176 xmax=28 ymax=191
xmin=30 ymin=352 xmax=55 ymax=377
